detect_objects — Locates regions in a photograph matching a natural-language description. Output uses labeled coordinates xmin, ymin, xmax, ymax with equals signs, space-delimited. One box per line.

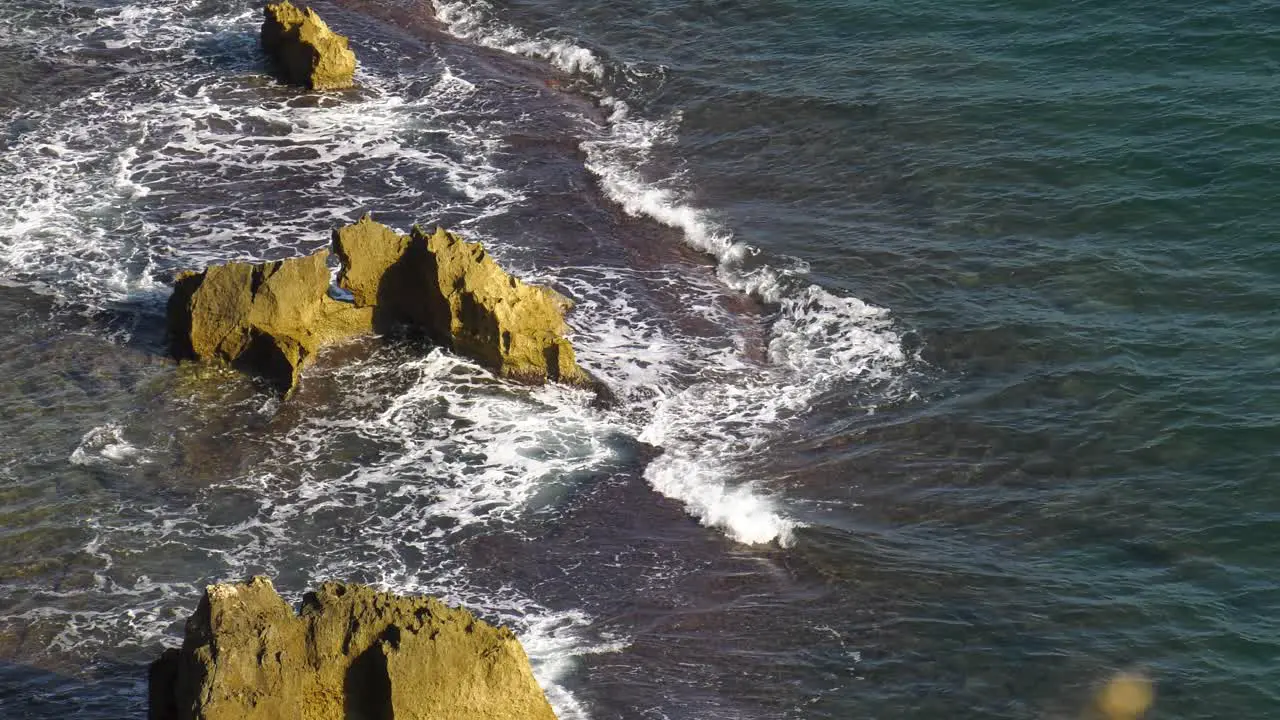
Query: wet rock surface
xmin=261 ymin=1 xmax=357 ymax=90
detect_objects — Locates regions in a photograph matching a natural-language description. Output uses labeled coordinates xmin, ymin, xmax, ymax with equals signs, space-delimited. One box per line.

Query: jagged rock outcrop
xmin=148 ymin=577 xmax=557 ymax=720
xmin=261 ymin=1 xmax=357 ymax=91
xmin=167 ymin=250 xmax=373 ymax=395
xmin=167 ymin=216 xmax=594 ymax=396
xmin=334 ymin=215 xmax=593 ymax=386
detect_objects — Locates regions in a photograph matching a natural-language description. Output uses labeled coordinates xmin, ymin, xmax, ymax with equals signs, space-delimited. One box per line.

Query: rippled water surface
xmin=1 ymin=0 xmax=1277 ymax=718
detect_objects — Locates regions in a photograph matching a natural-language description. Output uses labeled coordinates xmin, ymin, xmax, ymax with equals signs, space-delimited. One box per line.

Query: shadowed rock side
xmin=148 ymin=577 xmax=558 ymax=720
xmin=261 ymin=1 xmax=357 ymax=90
xmin=166 ymin=250 xmax=373 ymax=395
xmin=333 ymin=214 xmax=594 ymax=387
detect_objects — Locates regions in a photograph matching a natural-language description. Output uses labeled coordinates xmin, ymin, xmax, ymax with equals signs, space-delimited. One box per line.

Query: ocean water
xmin=0 ymin=0 xmax=1276 ymax=717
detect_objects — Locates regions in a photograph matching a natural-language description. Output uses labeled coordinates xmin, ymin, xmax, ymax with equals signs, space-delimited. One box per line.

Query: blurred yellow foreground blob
xmin=1094 ymin=671 xmax=1155 ymax=720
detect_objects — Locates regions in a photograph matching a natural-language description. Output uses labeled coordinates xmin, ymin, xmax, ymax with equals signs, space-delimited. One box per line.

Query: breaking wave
xmin=432 ymin=0 xmax=607 ymax=79
xmin=431 ymin=0 xmax=907 ymax=547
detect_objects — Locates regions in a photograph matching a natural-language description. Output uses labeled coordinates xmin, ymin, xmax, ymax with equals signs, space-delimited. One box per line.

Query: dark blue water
xmin=1 ymin=0 xmax=1277 ymax=718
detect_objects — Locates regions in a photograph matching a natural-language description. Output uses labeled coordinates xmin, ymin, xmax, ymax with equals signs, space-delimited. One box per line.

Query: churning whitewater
xmin=2 ymin=0 xmax=905 ymax=548
xmin=430 ymin=0 xmax=906 ymax=545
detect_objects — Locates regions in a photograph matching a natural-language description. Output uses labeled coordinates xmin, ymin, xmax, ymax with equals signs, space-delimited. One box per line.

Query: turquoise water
xmin=0 ymin=0 xmax=1277 ymax=717
xmin=627 ymin=0 xmax=1280 ymax=715
xmin=408 ymin=0 xmax=1280 ymax=714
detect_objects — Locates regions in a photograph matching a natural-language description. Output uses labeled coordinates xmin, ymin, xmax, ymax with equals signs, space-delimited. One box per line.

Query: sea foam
xmin=430 ymin=0 xmax=908 ymax=547
xmin=432 ymin=0 xmax=607 ymax=80
xmin=0 ymin=4 xmax=517 ymax=317
xmin=0 ymin=6 xmax=615 ymax=717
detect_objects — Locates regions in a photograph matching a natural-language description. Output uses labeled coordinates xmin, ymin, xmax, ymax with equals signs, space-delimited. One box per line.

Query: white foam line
xmin=431 ymin=0 xmax=606 ymax=79
xmin=578 ymin=128 xmax=905 ymax=544
xmin=427 ymin=2 xmax=909 ymax=547
xmin=644 ymin=454 xmax=796 ymax=546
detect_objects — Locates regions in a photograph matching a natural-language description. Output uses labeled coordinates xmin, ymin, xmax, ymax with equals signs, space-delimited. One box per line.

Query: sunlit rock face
xmin=168 ymin=216 xmax=595 ymax=396
xmin=261 ymin=1 xmax=357 ymax=91
xmin=147 ymin=577 xmax=559 ymax=720
xmin=333 ymin=215 xmax=593 ymax=387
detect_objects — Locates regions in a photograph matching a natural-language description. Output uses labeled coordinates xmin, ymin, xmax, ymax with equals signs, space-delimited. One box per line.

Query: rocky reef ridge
xmin=167 ymin=216 xmax=593 ymax=396
xmin=261 ymin=1 xmax=357 ymax=90
xmin=167 ymin=250 xmax=373 ymax=395
xmin=148 ymin=576 xmax=558 ymax=720
xmin=333 ymin=215 xmax=593 ymax=386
